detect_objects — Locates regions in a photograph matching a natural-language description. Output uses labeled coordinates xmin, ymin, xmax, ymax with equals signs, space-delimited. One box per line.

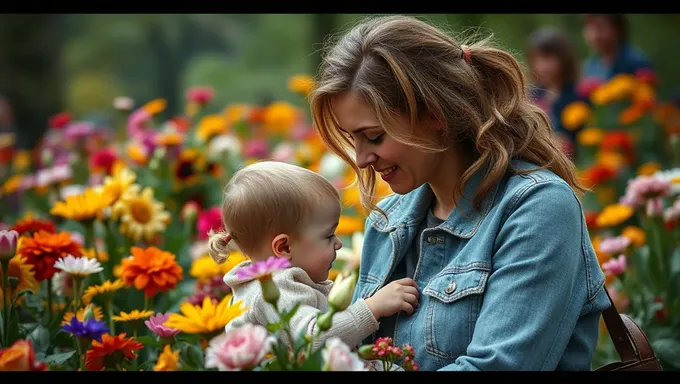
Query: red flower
xmin=49 ymin=112 xmax=71 ymax=130
xmin=186 ymin=86 xmax=215 ymax=105
xmin=17 ymin=231 xmax=83 ymax=282
xmin=601 ymin=131 xmax=636 ymax=163
xmin=89 ymin=148 xmax=119 ymax=175
xmin=11 ymin=217 xmax=57 ymax=237
xmin=584 ymin=211 xmax=599 ymax=231
xmin=577 ymin=77 xmax=604 ymax=98
xmin=85 ymin=333 xmax=143 ymax=371
xmin=635 ymin=68 xmax=657 ymax=86
xmin=0 ymin=339 xmax=48 ymax=371
xmin=582 ymin=165 xmax=617 ymax=188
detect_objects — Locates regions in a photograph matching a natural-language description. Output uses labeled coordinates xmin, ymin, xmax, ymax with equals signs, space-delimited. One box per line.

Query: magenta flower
xmin=64 ymin=122 xmax=95 ymax=141
xmin=144 ymin=313 xmax=180 ymax=338
xmin=602 ymin=255 xmax=627 ymax=276
xmin=235 ymin=256 xmax=291 ymax=281
xmin=243 ymin=139 xmax=269 ymax=159
xmin=599 ymin=236 xmax=631 ymax=255
xmin=186 ymin=86 xmax=215 ymax=105
xmin=0 ymin=229 xmax=19 ymax=261
xmin=620 ymin=176 xmax=672 ymax=208
xmin=197 ymin=207 xmax=223 ymax=240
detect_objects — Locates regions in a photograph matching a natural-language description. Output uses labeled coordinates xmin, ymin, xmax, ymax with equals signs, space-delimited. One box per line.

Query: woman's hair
xmin=581 ymin=14 xmax=629 ymax=43
xmin=526 ymin=27 xmax=580 ymax=88
xmin=207 ymin=160 xmax=340 ymax=264
xmin=310 ymin=15 xmax=585 ymax=219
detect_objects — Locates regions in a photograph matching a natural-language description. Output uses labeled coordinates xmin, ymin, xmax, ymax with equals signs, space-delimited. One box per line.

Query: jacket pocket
xmin=422 ymin=265 xmax=490 ymax=360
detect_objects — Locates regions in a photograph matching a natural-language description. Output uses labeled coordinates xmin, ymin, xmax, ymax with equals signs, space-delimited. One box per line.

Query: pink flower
xmin=663 ymin=199 xmax=680 ymax=223
xmin=127 ymin=108 xmax=157 ymax=151
xmin=602 ymin=255 xmax=627 ymax=276
xmin=243 ymin=139 xmax=269 ymax=159
xmin=576 ymin=76 xmax=604 ymax=98
xmin=186 ymin=86 xmax=215 ymax=105
xmin=234 ymin=256 xmax=291 ymax=282
xmin=270 ymin=143 xmax=295 ymax=163
xmin=0 ymin=229 xmax=18 ymax=261
xmin=185 ymin=290 xmax=219 ymax=306
xmin=620 ymin=176 xmax=672 ymax=208
xmin=64 ymin=122 xmax=95 ymax=141
xmin=196 ymin=207 xmax=222 ymax=240
xmin=144 ymin=313 xmax=181 ymax=338
xmin=204 ymin=324 xmax=275 ymax=371
xmin=322 ymin=338 xmax=367 ymax=371
xmin=608 ymin=287 xmax=630 ymax=313
xmin=599 ymin=236 xmax=631 ymax=255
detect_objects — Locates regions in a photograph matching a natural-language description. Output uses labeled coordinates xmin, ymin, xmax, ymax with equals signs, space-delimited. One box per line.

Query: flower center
xmin=130 ymin=199 xmax=152 ymax=224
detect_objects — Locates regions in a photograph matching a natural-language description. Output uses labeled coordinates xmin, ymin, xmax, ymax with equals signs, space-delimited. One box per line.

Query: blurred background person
xmin=526 ymin=27 xmax=588 ymax=158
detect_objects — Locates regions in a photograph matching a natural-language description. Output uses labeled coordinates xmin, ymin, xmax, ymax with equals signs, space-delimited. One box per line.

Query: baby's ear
xmin=271 ymin=234 xmax=292 ymax=258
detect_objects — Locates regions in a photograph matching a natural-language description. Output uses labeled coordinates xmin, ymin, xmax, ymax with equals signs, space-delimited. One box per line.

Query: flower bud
xmin=358 ymin=344 xmax=375 ymax=360
xmin=0 ymin=230 xmax=19 ymax=262
xmin=317 ymin=309 xmax=334 ymax=331
xmin=83 ymin=304 xmax=96 ymax=322
xmin=259 ymin=275 xmax=280 ymax=305
xmin=181 ymin=201 xmax=200 ymax=222
xmin=327 ymin=272 xmax=357 ymax=311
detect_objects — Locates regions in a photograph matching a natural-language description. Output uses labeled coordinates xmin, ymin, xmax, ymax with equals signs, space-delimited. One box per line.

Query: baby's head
xmin=208 ymin=160 xmax=343 ymax=282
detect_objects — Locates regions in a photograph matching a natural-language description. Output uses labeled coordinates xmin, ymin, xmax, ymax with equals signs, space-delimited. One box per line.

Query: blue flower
xmin=62 ymin=317 xmax=109 ymax=342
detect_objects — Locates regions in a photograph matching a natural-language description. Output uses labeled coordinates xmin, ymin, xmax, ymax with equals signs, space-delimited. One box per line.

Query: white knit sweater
xmin=223 ymin=261 xmax=379 ymax=351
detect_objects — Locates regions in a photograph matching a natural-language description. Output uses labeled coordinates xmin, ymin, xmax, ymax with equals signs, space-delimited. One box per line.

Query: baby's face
xmin=290 ymin=199 xmax=343 ymax=282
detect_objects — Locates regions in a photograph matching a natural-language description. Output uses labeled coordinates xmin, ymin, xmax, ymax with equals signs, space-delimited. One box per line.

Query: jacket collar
xmin=369 ymin=161 xmax=502 ymax=239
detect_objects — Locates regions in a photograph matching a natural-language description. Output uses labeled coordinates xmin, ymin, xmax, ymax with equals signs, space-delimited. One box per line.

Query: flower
xmin=322 ymin=337 xmax=366 ymax=371
xmin=89 ymin=148 xmax=119 ymax=175
xmin=164 ymin=295 xmax=247 ymax=335
xmin=62 ymin=305 xmax=104 ymax=326
xmin=561 ymin=101 xmax=591 ymax=131
xmin=204 ymin=323 xmax=275 ymax=371
xmin=263 ymin=101 xmax=300 ymax=135
xmin=154 ymin=345 xmax=180 ymax=371
xmin=189 ymin=252 xmax=249 ymax=282
xmin=0 ymin=255 xmax=39 ymax=305
xmin=196 ymin=207 xmax=223 ymax=240
xmin=598 ymin=236 xmax=632 ymax=255
xmin=142 ymin=98 xmax=166 ymax=115
xmin=186 ymin=86 xmax=215 ymax=105
xmin=85 ymin=333 xmax=144 ymax=371
xmin=596 ymin=204 xmax=634 ymax=228
xmin=195 ymin=115 xmax=227 ymax=143
xmin=0 ymin=339 xmax=47 ymax=371
xmin=50 ymin=187 xmax=115 ymax=222
xmin=235 ymin=256 xmax=291 ymax=281
xmin=0 ymin=229 xmax=18 ymax=261
xmin=621 ymin=226 xmax=646 ymax=248
xmin=51 ymin=271 xmax=74 ymax=297
xmin=620 ymin=175 xmax=672 ymax=208
xmin=99 ymin=166 xmax=136 ymax=205
xmin=62 ymin=316 xmax=109 ymax=342
xmin=328 ymin=272 xmax=358 ymax=311
xmin=185 ymin=290 xmax=220 ymax=307
xmin=17 ymin=231 xmax=83 ymax=282
xmin=608 ymin=287 xmax=630 ymax=313
xmin=11 ymin=216 xmax=56 ymax=237
xmin=602 ymin=255 xmax=627 ymax=276
xmin=638 ymin=162 xmax=662 ymax=177
xmin=335 ymin=231 xmax=363 ymax=273
xmin=82 ymin=279 xmax=125 ymax=305
xmin=113 ymin=309 xmax=154 ymax=323
xmin=287 ymin=74 xmax=315 ymax=96
xmin=144 ymin=313 xmax=181 ymax=338
xmin=49 ymin=111 xmax=71 ymax=130
xmin=111 ymin=184 xmax=171 ymax=243
xmin=113 ymin=96 xmax=134 ymax=111
xmin=208 ymin=134 xmax=242 ymax=158
xmin=120 ymin=246 xmax=183 ymax=298
xmin=54 ymin=254 xmax=103 ymax=278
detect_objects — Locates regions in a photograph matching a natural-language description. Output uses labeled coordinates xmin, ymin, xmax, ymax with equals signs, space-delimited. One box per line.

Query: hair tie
xmin=223 ymin=233 xmax=232 ymax=243
xmin=460 ymin=45 xmax=472 ymax=63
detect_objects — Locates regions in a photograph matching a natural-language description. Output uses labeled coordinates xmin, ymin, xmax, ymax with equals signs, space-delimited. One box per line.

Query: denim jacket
xmin=352 ymin=159 xmax=611 ymax=371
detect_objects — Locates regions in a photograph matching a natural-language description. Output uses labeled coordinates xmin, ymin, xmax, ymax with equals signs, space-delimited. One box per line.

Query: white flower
xmin=335 ymin=232 xmax=363 ymax=273
xmin=653 ymin=168 xmax=680 ymax=195
xmin=322 ymin=337 xmax=367 ymax=371
xmin=271 ymin=142 xmax=295 ymax=163
xmin=318 ymin=152 xmax=347 ymax=181
xmin=60 ymin=184 xmax=86 ymax=200
xmin=113 ymin=96 xmax=134 ymax=111
xmin=51 ymin=271 xmax=74 ymax=297
xmin=209 ymin=134 xmax=242 ymax=158
xmin=54 ymin=254 xmax=103 ymax=277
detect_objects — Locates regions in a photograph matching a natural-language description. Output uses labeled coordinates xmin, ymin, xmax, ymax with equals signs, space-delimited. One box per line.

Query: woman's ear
xmin=271 ymin=234 xmax=292 ymax=258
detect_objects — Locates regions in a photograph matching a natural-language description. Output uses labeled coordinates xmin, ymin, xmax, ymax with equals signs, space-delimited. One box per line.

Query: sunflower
xmin=11 ymin=215 xmax=57 ymax=237
xmin=189 ymin=252 xmax=249 ymax=282
xmin=155 ymin=131 xmax=184 ymax=147
xmin=142 ymin=99 xmax=166 ymax=115
xmin=0 ymin=255 xmax=39 ymax=306
xmin=120 ymin=247 xmax=183 ymax=298
xmin=82 ymin=279 xmax=125 ymax=305
xmin=111 ymin=184 xmax=171 ymax=243
xmin=164 ymin=295 xmax=247 ymax=336
xmin=50 ymin=187 xmax=116 ymax=223
xmin=98 ymin=167 xmax=136 ymax=206
xmin=153 ymin=345 xmax=180 ymax=371
xmin=195 ymin=114 xmax=227 ymax=144
xmin=126 ymin=142 xmax=148 ymax=165
xmin=112 ymin=309 xmax=154 ymax=323
xmin=172 ymin=148 xmax=206 ymax=188
xmin=17 ymin=231 xmax=83 ymax=282
xmin=85 ymin=333 xmax=144 ymax=371
xmin=62 ymin=304 xmax=104 ymax=326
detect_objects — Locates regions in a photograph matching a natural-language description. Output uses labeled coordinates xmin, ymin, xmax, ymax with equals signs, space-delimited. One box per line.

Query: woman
xmin=310 ymin=15 xmax=611 ymax=371
xmin=581 ymin=14 xmax=653 ymax=81
xmin=526 ymin=27 xmax=591 ymax=158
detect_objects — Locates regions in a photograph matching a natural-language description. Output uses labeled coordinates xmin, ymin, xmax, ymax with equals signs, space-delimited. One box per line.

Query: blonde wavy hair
xmin=207 ymin=160 xmax=340 ymax=264
xmin=310 ymin=15 xmax=585 ymax=220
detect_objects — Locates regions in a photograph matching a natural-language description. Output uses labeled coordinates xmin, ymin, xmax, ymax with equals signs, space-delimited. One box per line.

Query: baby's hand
xmin=365 ymin=278 xmax=419 ymax=320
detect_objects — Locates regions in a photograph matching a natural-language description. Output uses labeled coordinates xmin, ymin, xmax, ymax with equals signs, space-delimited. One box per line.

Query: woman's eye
xmin=367 ymin=133 xmax=384 ymax=144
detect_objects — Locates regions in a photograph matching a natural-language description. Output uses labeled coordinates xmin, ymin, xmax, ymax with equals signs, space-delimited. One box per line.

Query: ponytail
xmin=207 ymin=229 xmax=235 ymax=264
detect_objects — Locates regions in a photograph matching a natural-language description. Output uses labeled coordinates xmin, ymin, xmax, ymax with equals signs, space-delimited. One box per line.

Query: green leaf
xmin=280 ymin=302 xmax=300 ymax=323
xmin=27 ymin=325 xmax=51 ymax=354
xmin=299 ymin=346 xmax=324 ymax=371
xmin=136 ymin=335 xmax=162 ymax=348
xmin=43 ymin=350 xmax=76 ymax=366
xmin=136 ymin=359 xmax=157 ymax=371
xmin=266 ymin=322 xmax=281 ymax=333
xmin=666 ymin=247 xmax=680 ymax=305
xmin=185 ymin=342 xmax=205 ymax=369
xmin=11 ymin=289 xmax=34 ymax=306
xmin=651 ymin=338 xmax=680 ymax=369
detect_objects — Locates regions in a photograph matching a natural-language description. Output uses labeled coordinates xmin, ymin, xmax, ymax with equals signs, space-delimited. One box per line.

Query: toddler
xmin=208 ymin=161 xmax=419 ymax=351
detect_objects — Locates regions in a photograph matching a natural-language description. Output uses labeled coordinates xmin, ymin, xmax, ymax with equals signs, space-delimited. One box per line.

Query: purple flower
xmin=62 ymin=317 xmax=109 ymax=341
xmin=144 ymin=313 xmax=180 ymax=338
xmin=599 ymin=236 xmax=632 ymax=255
xmin=235 ymin=256 xmax=291 ymax=282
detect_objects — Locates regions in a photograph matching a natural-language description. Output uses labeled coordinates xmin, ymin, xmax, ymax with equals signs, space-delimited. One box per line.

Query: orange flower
xmin=120 ymin=247 xmax=183 ymax=298
xmin=85 ymin=333 xmax=143 ymax=371
xmin=17 ymin=231 xmax=83 ymax=282
xmin=11 ymin=216 xmax=56 ymax=237
xmin=0 ymin=339 xmax=47 ymax=371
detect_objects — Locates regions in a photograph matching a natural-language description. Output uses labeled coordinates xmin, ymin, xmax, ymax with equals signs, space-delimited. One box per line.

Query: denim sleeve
xmin=439 ymin=180 xmax=588 ymax=371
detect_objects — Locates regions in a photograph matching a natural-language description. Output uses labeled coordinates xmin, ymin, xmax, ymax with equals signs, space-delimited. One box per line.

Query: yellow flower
xmin=595 ymin=186 xmax=617 ymax=206
xmin=189 ymin=252 xmax=249 ymax=282
xmin=50 ymin=187 xmax=116 ymax=222
xmin=62 ymin=305 xmax=104 ymax=326
xmin=155 ymin=131 xmax=184 ymax=147
xmin=561 ymin=101 xmax=591 ymax=131
xmin=126 ymin=142 xmax=148 ymax=165
xmin=336 ymin=215 xmax=365 ymax=236
xmin=2 ymin=174 xmax=22 ymax=195
xmin=111 ymin=184 xmax=171 ymax=243
xmin=577 ymin=127 xmax=604 ymax=147
xmin=287 ymin=74 xmax=316 ymax=97
xmin=113 ymin=309 xmax=154 ymax=322
xmin=637 ymin=162 xmax=662 ymax=177
xmin=608 ymin=74 xmax=638 ymax=101
xmin=622 ymin=226 xmax=646 ymax=248
xmin=83 ymin=247 xmax=109 ymax=263
xmin=591 ymin=84 xmax=614 ymax=106
xmin=164 ymin=295 xmax=247 ymax=335
xmin=596 ymin=151 xmax=626 ymax=171
xmin=142 ymin=98 xmax=166 ymax=115
xmin=82 ymin=279 xmax=125 ymax=305
xmin=223 ymin=104 xmax=251 ymax=127
xmin=100 ymin=167 xmax=136 ymax=206
xmin=0 ymin=255 xmax=39 ymax=306
xmin=12 ymin=150 xmax=31 ymax=173
xmin=596 ymin=204 xmax=634 ymax=228
xmin=263 ymin=101 xmax=300 ymax=135
xmin=154 ymin=345 xmax=180 ymax=371
xmin=195 ymin=115 xmax=227 ymax=143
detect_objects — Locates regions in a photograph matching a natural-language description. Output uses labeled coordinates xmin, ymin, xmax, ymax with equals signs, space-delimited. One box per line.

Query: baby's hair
xmin=207 ymin=160 xmax=340 ymax=264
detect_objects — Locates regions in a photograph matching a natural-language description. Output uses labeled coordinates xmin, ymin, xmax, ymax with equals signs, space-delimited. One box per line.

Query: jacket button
xmin=427 ymin=236 xmax=436 ymax=244
xmin=445 ymin=281 xmax=456 ymax=294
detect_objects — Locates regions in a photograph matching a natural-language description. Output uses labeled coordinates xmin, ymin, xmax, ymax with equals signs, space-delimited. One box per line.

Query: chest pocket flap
xmin=423 ymin=266 xmax=490 ymax=303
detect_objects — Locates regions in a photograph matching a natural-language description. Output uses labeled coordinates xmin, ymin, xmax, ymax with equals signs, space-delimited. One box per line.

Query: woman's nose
xmin=355 ymin=149 xmax=377 ymax=169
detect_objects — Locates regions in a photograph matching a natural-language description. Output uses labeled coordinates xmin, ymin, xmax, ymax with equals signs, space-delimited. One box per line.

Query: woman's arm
xmin=439 ymin=180 xmax=600 ymax=371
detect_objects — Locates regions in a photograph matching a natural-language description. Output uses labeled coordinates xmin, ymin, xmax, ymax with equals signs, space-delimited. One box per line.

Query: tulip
xmin=327 ymin=271 xmax=358 ymax=311
xmin=0 ymin=230 xmax=18 ymax=262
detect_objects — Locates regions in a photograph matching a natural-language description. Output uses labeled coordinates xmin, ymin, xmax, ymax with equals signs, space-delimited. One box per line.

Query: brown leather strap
xmin=620 ymin=314 xmax=657 ymax=360
xmin=601 ymin=287 xmax=638 ymax=362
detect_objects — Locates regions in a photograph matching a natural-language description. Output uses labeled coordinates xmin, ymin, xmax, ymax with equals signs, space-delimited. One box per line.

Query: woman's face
xmin=583 ymin=16 xmax=618 ymax=54
xmin=330 ymin=91 xmax=442 ymax=195
xmin=530 ymin=52 xmax=562 ymax=87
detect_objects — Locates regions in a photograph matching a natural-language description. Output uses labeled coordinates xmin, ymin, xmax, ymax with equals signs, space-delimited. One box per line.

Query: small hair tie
xmin=460 ymin=45 xmax=472 ymax=63
xmin=223 ymin=233 xmax=232 ymax=243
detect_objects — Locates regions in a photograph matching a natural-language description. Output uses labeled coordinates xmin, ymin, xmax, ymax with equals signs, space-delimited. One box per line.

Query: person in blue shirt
xmin=526 ymin=27 xmax=590 ymax=158
xmin=581 ymin=14 xmax=653 ymax=81
xmin=309 ymin=15 xmax=610 ymax=371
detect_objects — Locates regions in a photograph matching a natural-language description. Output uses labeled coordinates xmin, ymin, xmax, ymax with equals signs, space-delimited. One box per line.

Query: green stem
xmin=144 ymin=296 xmax=150 ymax=311
xmin=74 ymin=337 xmax=86 ymax=371
xmin=1 ymin=260 xmax=8 ymax=347
xmin=106 ymin=297 xmax=115 ymax=334
xmin=46 ymin=279 xmax=53 ymax=323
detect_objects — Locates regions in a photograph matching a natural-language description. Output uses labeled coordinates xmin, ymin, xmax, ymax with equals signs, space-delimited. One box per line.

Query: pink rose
xmin=144 ymin=313 xmax=180 ymax=338
xmin=322 ymin=338 xmax=367 ymax=371
xmin=204 ymin=324 xmax=275 ymax=371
